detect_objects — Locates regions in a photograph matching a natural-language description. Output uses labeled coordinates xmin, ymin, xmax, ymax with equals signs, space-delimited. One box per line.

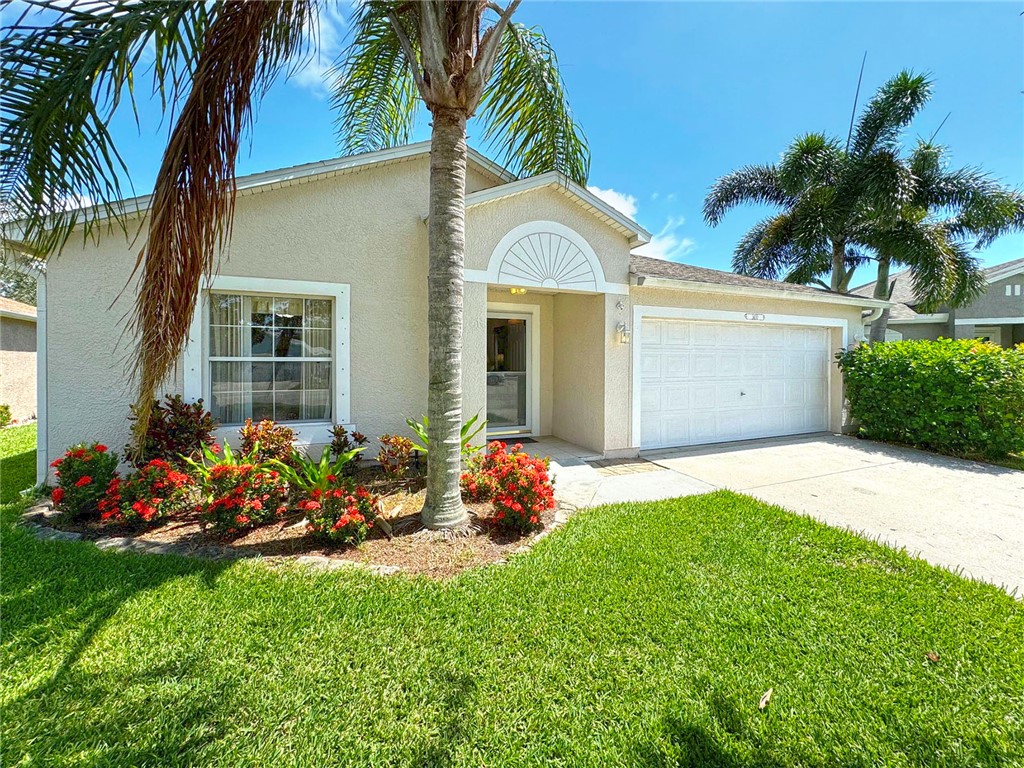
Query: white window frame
xmin=485 ymin=303 xmax=541 ymax=437
xmin=183 ymin=276 xmax=350 ymax=446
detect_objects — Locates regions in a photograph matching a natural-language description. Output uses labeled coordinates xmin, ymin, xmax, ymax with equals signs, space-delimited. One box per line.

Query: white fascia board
xmin=630 ymin=274 xmax=892 ymax=310
xmin=459 ymin=172 xmax=652 ymax=246
xmin=887 ymin=313 xmax=949 ymax=324
xmin=984 ymin=262 xmax=1024 ymax=283
xmin=954 ymin=316 xmax=1024 ymax=325
xmin=0 ymin=307 xmax=37 ymax=322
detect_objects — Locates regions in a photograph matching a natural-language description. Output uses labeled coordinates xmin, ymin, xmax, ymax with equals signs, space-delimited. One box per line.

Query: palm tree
xmin=2 ymin=0 xmax=589 ymax=529
xmin=703 ymin=71 xmax=1024 ymax=338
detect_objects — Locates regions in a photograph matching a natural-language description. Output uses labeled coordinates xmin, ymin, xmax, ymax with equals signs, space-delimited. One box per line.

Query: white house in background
xmin=9 ymin=142 xmax=889 ymax=482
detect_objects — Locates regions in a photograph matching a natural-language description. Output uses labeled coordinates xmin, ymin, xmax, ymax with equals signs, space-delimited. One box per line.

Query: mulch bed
xmin=37 ymin=484 xmax=561 ymax=580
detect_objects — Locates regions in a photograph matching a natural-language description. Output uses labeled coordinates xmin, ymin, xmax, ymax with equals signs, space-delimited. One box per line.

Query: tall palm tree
xmin=2 ymin=0 xmax=589 ymax=529
xmin=703 ymin=71 xmax=1024 ymax=335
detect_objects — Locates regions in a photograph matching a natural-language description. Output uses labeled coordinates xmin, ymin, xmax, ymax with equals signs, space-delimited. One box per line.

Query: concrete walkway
xmin=536 ymin=435 xmax=1024 ymax=596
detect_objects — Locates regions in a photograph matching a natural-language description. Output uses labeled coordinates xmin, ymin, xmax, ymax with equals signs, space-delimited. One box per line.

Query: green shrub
xmin=0 ymin=404 xmax=12 ymax=428
xmin=837 ymin=339 xmax=1024 ymax=460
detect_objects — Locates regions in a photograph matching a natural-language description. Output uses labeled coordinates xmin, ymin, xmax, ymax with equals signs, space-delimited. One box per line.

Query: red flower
xmin=94 ymin=444 xmax=108 ymax=453
xmin=75 ymin=475 xmax=93 ymax=487
xmin=52 ymin=487 xmax=65 ymax=505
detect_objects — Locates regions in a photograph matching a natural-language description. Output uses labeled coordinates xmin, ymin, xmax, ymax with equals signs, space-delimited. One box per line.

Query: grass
xmin=0 ymin=424 xmax=36 ymax=503
xmin=994 ymin=453 xmax=1024 ymax=472
xmin=2 ymin=432 xmax=1022 ymax=767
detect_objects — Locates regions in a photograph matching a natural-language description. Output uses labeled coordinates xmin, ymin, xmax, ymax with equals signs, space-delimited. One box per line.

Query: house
xmin=13 ymin=142 xmax=888 ymax=482
xmin=0 ymin=296 xmax=38 ymax=424
xmin=853 ymin=257 xmax=1024 ymax=346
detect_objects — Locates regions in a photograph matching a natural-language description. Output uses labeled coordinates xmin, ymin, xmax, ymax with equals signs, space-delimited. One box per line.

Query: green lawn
xmin=0 ymin=424 xmax=36 ymax=503
xmin=2 ymin=431 xmax=1022 ymax=767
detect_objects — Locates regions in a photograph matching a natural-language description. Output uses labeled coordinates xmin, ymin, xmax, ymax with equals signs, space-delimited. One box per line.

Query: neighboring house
xmin=853 ymin=257 xmax=1024 ymax=346
xmin=0 ymin=296 xmax=38 ymax=424
xmin=9 ymin=142 xmax=887 ymax=482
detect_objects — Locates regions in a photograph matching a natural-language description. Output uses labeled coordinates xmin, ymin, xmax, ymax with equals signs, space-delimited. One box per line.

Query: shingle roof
xmin=0 ymin=296 xmax=37 ymax=319
xmin=629 ymin=255 xmax=835 ymax=297
xmin=850 ymin=270 xmax=919 ymax=304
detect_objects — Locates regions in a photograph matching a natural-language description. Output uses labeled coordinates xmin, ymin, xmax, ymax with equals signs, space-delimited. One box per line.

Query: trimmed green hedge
xmin=837 ymin=338 xmax=1024 ymax=460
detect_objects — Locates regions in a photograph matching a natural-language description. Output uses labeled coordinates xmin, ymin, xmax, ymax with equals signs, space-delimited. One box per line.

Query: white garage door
xmin=639 ymin=318 xmax=830 ymax=450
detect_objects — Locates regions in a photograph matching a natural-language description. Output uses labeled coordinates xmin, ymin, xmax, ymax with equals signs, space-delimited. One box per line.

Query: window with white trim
xmin=207 ymin=292 xmax=333 ymax=424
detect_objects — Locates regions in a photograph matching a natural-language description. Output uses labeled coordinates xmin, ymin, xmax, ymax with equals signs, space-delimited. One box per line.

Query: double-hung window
xmin=207 ymin=292 xmax=334 ymax=425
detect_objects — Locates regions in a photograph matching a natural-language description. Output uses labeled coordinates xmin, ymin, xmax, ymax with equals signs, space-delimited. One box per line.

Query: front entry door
xmin=486 ymin=313 xmax=531 ymax=434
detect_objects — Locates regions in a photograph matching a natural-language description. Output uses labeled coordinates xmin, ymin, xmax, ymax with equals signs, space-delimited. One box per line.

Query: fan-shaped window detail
xmin=487 ymin=221 xmax=605 ymax=293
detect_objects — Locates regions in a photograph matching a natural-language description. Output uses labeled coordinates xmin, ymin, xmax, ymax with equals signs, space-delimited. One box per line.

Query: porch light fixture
xmin=616 ymin=322 xmax=631 ymax=344
xmin=509 ymin=287 xmax=527 ymax=295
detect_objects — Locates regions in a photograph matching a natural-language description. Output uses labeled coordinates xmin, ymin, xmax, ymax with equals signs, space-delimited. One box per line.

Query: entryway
xmin=486 ymin=309 xmax=536 ymax=436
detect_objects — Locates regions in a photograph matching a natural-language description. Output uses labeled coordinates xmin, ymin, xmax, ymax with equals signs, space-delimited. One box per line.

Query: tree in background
xmin=703 ymin=71 xmax=1024 ymax=340
xmin=2 ymin=0 xmax=588 ymax=529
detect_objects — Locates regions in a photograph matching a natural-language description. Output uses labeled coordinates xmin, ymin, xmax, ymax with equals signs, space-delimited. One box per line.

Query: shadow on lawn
xmin=2 ymin=526 xmax=234 ymax=764
xmin=639 ymin=687 xmax=1017 ymax=768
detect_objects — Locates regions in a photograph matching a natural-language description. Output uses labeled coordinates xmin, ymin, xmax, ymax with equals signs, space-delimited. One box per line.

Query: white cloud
xmin=633 ymin=216 xmax=697 ymax=262
xmin=290 ymin=3 xmax=348 ymax=97
xmin=586 ymin=186 xmax=638 ymax=219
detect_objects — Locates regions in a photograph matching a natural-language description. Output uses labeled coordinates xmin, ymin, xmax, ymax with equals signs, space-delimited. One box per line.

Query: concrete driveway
xmin=549 ymin=435 xmax=1023 ymax=595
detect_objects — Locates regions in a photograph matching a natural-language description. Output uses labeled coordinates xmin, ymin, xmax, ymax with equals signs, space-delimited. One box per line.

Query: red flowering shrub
xmin=198 ymin=463 xmax=288 ymax=535
xmin=98 ymin=459 xmax=195 ymax=524
xmin=50 ymin=443 xmax=119 ymax=519
xmin=128 ymin=394 xmax=218 ymax=467
xmin=473 ymin=441 xmax=555 ymax=534
xmin=460 ymin=452 xmax=498 ymax=502
xmin=239 ymin=419 xmax=297 ymax=465
xmin=301 ymin=485 xmax=378 ymax=546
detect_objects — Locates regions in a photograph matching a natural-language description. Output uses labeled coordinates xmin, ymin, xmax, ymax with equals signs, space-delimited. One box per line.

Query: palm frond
xmin=731 ymin=212 xmax=808 ymax=280
xmin=866 ymin=220 xmax=986 ymax=310
xmin=777 ymin=133 xmax=843 ymax=194
xmin=128 ymin=0 xmax=317 ymax=451
xmin=703 ymin=164 xmax=790 ymax=226
xmin=476 ymin=22 xmax=590 ymax=185
xmin=330 ymin=4 xmax=417 ymax=155
xmin=1 ymin=0 xmax=213 ymax=255
xmin=849 ymin=70 xmax=931 ymax=159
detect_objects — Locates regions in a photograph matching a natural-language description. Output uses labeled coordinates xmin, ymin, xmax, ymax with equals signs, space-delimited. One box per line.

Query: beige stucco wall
xmin=0 ymin=316 xmax=37 ymax=423
xmin=41 ymin=146 xmax=872 ymax=468
xmin=551 ymin=293 xmax=605 ymax=452
xmin=464 ymin=186 xmax=632 ymax=285
xmin=42 ymin=155 xmax=513 ymax=466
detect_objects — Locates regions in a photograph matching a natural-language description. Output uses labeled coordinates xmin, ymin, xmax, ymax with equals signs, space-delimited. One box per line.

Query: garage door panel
xmin=639 ymin=319 xmax=830 ymax=449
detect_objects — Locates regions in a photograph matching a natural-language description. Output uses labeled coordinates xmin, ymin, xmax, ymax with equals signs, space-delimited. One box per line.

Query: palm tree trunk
xmin=421 ymin=107 xmax=470 ymax=529
xmin=868 ymin=256 xmax=892 ymax=343
xmin=830 ymin=239 xmax=846 ymax=292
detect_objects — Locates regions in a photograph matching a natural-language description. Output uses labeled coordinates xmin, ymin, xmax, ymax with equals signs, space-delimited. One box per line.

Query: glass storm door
xmin=486 ymin=314 xmax=531 ymax=433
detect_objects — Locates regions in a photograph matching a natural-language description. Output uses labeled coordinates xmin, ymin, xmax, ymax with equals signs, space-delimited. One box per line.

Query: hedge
xmin=837 ymin=338 xmax=1024 ymax=460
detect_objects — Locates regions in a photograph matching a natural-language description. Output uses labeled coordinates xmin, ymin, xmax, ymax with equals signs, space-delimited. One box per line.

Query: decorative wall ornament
xmin=476 ymin=220 xmax=618 ymax=294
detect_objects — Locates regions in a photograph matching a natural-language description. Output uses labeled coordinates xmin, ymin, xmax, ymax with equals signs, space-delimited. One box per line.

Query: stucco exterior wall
xmin=956 ymin=275 xmax=1024 ymax=320
xmin=888 ymin=322 xmax=949 ymax=341
xmin=0 ymin=316 xmax=37 ymax=422
xmin=552 ymin=293 xmax=605 ymax=452
xmin=464 ymin=186 xmax=632 ymax=284
xmin=41 ymin=146 xmax=873 ymax=468
xmin=43 ymin=155 xmax=451 ymax=465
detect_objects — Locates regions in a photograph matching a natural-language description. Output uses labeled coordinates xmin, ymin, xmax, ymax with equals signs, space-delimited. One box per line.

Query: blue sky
xmin=14 ymin=1 xmax=1024 ymax=280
